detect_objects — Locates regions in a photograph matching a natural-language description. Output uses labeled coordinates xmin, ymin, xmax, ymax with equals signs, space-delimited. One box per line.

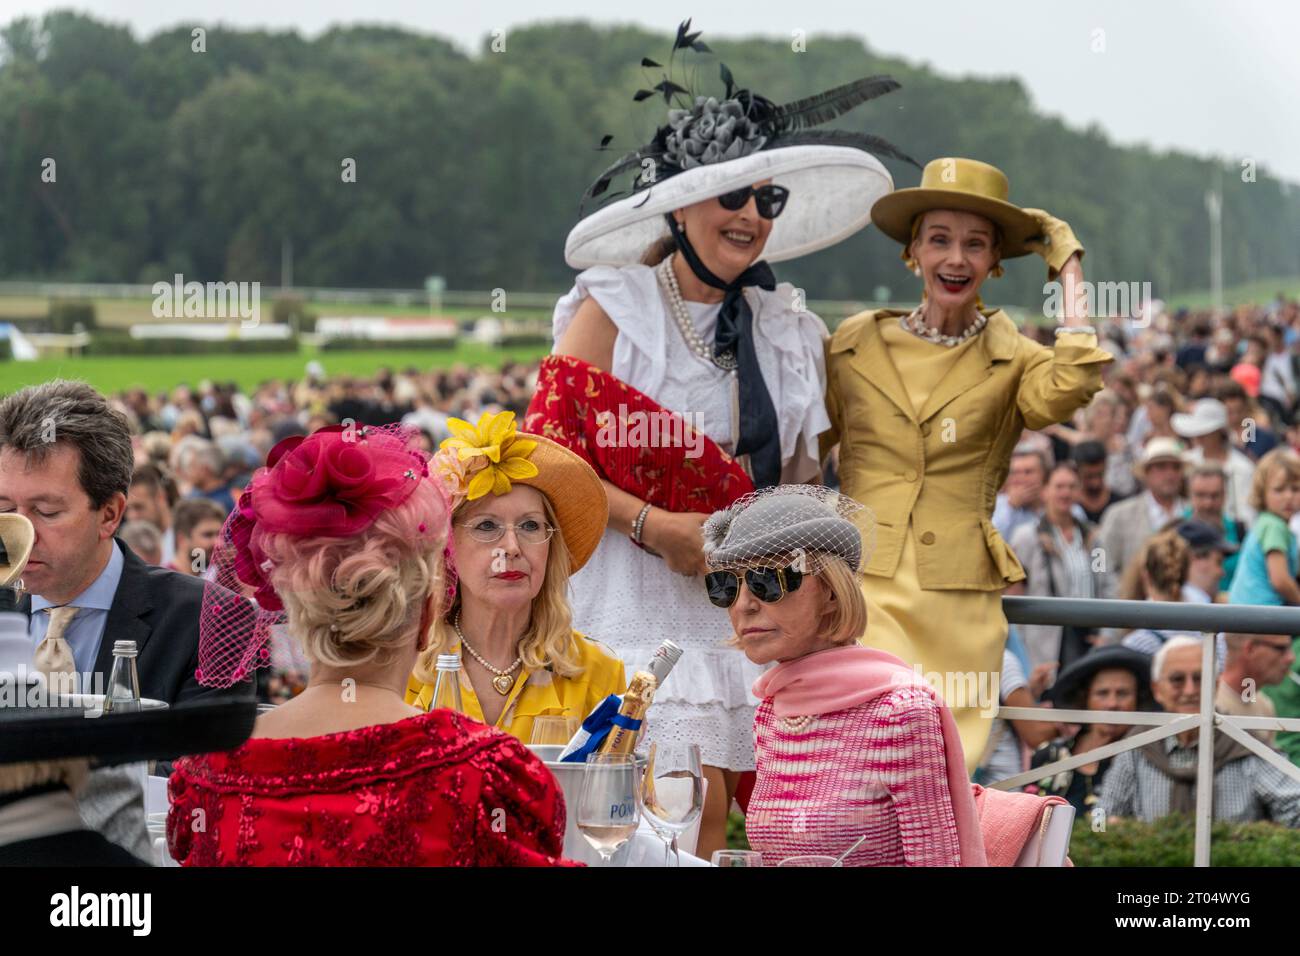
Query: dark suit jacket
xmin=20 ymin=538 xmax=252 ymax=705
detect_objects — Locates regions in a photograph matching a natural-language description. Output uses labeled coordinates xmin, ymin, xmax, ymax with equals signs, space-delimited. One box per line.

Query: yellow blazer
xmin=405 ymin=630 xmax=627 ymax=744
xmin=824 ymin=308 xmax=1113 ymax=591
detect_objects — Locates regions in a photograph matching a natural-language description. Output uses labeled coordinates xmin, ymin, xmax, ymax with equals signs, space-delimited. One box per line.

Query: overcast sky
xmin=4 ymin=0 xmax=1296 ymax=183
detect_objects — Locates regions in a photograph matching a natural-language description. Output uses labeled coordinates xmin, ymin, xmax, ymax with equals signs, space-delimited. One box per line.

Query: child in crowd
xmin=1228 ymin=449 xmax=1300 ymax=606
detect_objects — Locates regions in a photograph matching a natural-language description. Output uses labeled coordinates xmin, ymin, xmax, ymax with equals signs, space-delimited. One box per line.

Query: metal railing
xmin=997 ymin=596 xmax=1300 ymax=866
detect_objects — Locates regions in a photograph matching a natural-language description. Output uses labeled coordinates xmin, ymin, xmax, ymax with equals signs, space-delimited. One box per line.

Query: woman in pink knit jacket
xmin=702 ymin=486 xmax=987 ymax=866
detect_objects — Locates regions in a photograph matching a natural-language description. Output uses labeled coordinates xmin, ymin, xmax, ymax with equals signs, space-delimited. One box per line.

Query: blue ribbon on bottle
xmin=560 ymin=694 xmax=643 ymax=763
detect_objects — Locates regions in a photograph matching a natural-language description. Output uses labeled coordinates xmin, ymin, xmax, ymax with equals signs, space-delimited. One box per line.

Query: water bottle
xmin=103 ymin=639 xmax=142 ymax=713
xmin=431 ymin=653 xmax=464 ymax=713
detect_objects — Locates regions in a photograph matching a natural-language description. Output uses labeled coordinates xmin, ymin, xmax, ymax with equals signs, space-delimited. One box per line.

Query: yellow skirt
xmin=859 ymin=524 xmax=1006 ymax=775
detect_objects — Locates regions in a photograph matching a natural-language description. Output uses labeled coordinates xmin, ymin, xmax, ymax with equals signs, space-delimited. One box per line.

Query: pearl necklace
xmin=453 ymin=612 xmax=523 ymax=695
xmin=655 ymin=258 xmax=738 ymax=370
xmin=900 ymin=305 xmax=988 ymax=348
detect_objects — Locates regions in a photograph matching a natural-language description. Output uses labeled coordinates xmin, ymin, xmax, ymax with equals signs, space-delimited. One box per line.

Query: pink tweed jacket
xmin=746 ymin=685 xmax=966 ymax=866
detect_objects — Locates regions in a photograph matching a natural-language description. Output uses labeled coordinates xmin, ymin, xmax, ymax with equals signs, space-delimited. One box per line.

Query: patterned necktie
xmin=35 ymin=604 xmax=80 ymax=689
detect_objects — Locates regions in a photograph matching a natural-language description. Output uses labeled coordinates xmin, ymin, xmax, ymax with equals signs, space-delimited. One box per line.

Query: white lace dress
xmin=551 ymin=263 xmax=830 ymax=770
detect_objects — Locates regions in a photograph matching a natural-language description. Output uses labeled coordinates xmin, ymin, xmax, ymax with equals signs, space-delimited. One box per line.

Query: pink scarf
xmin=752 ymin=644 xmax=988 ymax=867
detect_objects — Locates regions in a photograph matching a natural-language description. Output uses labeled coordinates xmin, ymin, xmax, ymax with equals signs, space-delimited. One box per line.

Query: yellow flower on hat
xmin=438 ymin=411 xmax=539 ymax=500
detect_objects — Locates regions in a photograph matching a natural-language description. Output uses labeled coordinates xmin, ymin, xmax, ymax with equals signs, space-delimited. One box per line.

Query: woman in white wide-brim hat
xmin=524 ymin=19 xmax=913 ymax=857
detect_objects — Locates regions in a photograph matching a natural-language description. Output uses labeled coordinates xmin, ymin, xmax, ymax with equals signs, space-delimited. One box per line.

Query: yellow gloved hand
xmin=1021 ymin=208 xmax=1084 ymax=278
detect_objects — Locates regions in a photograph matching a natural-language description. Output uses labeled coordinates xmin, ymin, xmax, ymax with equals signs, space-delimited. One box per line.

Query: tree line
xmin=2 ymin=12 xmax=1297 ymax=307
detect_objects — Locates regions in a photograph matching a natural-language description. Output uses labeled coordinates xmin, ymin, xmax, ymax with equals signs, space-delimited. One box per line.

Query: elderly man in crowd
xmin=175 ymin=437 xmax=235 ymax=513
xmin=1217 ymin=632 xmax=1296 ymax=749
xmin=1097 ymin=437 xmax=1188 ymax=587
xmin=1098 ymin=636 xmax=1300 ymax=825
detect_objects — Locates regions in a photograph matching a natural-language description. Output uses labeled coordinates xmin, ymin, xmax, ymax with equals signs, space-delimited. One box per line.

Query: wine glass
xmin=530 ymin=715 xmax=579 ymax=746
xmin=640 ymin=742 xmax=704 ymax=867
xmin=576 ymin=753 xmax=641 ymax=865
xmin=711 ymin=849 xmax=763 ymax=867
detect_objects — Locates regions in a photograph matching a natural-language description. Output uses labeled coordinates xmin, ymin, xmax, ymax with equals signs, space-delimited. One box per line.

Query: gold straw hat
xmin=432 ymin=412 xmax=608 ymax=571
xmin=870 ymin=157 xmax=1041 ymax=258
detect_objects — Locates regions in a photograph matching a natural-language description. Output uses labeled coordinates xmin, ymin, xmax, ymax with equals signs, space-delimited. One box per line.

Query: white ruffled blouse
xmin=552 ymin=264 xmax=830 ymax=484
xmin=549 ymin=263 xmax=831 ymax=771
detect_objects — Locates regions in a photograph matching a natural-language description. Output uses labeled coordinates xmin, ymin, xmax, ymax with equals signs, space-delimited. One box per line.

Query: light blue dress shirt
xmin=28 ymin=542 xmax=126 ymax=687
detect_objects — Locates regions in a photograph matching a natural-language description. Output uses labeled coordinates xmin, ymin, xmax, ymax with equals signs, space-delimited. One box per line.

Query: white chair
xmin=145 ymin=775 xmax=169 ymax=816
xmin=1014 ymin=803 xmax=1075 ymax=867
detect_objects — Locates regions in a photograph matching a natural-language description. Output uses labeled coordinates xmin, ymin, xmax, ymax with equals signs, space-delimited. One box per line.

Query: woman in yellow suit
xmin=824 ymin=158 xmax=1113 ymax=771
xmin=407 ymin=411 xmax=626 ymax=741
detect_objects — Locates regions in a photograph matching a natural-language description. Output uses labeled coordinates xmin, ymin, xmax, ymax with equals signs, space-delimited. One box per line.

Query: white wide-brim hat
xmin=565 ymin=145 xmax=894 ymax=269
xmin=1172 ymin=398 xmax=1229 ymax=439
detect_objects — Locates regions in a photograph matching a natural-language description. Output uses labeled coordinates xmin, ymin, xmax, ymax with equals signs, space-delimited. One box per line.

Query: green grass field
xmin=4 ymin=272 xmax=1298 ymax=396
xmin=1164 ymin=275 xmax=1300 ymax=310
xmin=0 ymin=342 xmax=553 ymax=395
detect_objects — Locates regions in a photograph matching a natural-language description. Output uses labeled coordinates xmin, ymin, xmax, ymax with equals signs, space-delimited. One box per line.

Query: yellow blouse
xmin=405 ymin=630 xmax=627 ymax=744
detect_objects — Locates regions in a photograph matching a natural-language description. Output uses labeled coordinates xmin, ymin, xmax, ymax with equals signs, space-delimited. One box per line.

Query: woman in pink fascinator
xmin=167 ymin=424 xmax=574 ymax=867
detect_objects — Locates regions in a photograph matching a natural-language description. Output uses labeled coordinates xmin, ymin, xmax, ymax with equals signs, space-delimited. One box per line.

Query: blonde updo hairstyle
xmin=257 ymin=479 xmax=449 ymax=670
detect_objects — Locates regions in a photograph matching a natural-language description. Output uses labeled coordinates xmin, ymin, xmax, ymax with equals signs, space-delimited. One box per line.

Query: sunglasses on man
xmin=705 ymin=564 xmax=804 ymax=608
xmin=716 ymin=184 xmax=790 ymax=220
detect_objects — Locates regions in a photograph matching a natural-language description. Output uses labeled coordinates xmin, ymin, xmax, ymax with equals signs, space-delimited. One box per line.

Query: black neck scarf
xmin=664 ymin=215 xmax=781 ymax=489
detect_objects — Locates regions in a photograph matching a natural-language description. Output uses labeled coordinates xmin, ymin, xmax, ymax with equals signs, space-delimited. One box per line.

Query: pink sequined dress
xmin=167 ymin=709 xmax=574 ymax=866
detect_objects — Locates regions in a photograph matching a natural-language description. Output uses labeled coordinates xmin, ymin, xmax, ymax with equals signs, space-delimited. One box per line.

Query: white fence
xmin=998 ymin=596 xmax=1300 ymax=866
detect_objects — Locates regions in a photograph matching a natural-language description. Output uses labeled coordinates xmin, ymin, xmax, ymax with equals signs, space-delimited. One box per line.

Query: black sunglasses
xmin=705 ymin=565 xmax=804 ymax=608
xmin=716 ymin=184 xmax=790 ymax=220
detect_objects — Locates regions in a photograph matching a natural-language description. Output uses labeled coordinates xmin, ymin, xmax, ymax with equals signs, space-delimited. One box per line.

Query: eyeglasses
xmin=1255 ymin=639 xmax=1294 ymax=654
xmin=705 ymin=565 xmax=804 ymax=608
xmin=458 ymin=518 xmax=556 ymax=545
xmin=1163 ymin=672 xmax=1202 ymax=687
xmin=716 ymin=184 xmax=790 ymax=220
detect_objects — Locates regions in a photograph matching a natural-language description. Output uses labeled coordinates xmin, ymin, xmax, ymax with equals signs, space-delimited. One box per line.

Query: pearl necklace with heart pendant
xmin=454 ymin=612 xmax=523 ymax=695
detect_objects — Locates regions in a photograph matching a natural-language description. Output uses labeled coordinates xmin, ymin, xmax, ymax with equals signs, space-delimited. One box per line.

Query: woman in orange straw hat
xmin=407 ymin=411 xmax=627 ymax=742
xmin=823 ymin=157 xmax=1113 ymax=771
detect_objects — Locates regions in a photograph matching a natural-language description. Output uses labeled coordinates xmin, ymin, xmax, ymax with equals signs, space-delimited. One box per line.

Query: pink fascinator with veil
xmin=196 ymin=423 xmax=452 ymax=689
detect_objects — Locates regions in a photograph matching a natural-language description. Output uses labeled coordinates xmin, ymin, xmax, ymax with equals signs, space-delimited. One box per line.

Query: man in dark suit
xmin=0 ymin=380 xmax=252 ymax=862
xmin=0 ymin=380 xmax=250 ymax=705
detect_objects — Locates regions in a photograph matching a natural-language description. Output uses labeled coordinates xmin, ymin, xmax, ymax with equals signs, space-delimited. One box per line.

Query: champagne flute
xmin=576 ymin=753 xmax=641 ymax=865
xmin=640 ymin=742 xmax=704 ymax=867
xmin=530 ymin=714 xmax=579 ymax=746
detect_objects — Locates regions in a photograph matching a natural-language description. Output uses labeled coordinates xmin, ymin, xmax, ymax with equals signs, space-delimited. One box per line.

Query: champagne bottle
xmin=596 ymin=670 xmax=657 ymax=756
xmin=645 ymin=639 xmax=683 ymax=687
